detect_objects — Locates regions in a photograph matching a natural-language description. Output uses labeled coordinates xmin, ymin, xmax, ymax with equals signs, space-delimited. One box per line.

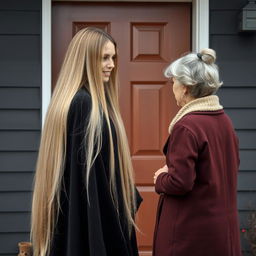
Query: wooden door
xmin=52 ymin=2 xmax=191 ymax=255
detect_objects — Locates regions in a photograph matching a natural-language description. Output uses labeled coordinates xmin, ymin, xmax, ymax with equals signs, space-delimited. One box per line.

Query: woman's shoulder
xmin=177 ymin=110 xmax=224 ymax=127
xmin=72 ymin=87 xmax=91 ymax=104
xmin=68 ymin=88 xmax=92 ymax=120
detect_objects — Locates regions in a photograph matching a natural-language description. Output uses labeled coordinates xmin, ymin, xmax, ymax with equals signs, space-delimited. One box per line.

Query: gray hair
xmin=164 ymin=48 xmax=223 ymax=98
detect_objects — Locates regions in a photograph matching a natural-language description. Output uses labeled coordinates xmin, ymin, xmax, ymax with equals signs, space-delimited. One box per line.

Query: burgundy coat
xmin=153 ymin=110 xmax=242 ymax=256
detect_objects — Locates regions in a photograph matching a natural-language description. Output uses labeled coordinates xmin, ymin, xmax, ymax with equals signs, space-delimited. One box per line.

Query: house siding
xmin=0 ymin=0 xmax=255 ymax=255
xmin=0 ymin=0 xmax=41 ymax=255
xmin=210 ymin=0 xmax=256 ymax=255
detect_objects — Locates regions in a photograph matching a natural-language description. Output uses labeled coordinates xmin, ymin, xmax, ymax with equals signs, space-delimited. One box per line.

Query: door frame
xmin=42 ymin=0 xmax=209 ymax=125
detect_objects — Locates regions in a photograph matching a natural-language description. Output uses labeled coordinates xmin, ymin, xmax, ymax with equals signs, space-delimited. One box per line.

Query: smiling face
xmin=101 ymin=40 xmax=116 ymax=83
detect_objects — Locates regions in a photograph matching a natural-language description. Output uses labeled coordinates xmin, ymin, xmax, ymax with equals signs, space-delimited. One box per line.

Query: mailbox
xmin=239 ymin=0 xmax=256 ymax=31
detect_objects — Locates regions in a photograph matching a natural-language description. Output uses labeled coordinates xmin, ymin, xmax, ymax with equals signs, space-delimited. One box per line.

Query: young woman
xmin=31 ymin=27 xmax=142 ymax=256
xmin=153 ymin=49 xmax=241 ymax=256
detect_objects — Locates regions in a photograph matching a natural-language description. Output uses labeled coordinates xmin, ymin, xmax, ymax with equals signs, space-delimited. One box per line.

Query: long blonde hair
xmin=31 ymin=27 xmax=136 ymax=256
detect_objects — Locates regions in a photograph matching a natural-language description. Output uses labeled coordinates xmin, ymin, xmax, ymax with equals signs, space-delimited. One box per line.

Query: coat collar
xmin=168 ymin=95 xmax=223 ymax=134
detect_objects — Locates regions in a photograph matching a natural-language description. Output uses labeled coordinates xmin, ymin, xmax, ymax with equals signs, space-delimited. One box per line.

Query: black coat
xmin=49 ymin=88 xmax=142 ymax=256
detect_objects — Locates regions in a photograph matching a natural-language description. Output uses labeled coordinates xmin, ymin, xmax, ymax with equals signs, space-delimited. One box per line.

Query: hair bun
xmin=200 ymin=48 xmax=216 ymax=65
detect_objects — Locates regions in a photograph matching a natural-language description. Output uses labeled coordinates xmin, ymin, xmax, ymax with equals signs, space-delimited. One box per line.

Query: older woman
xmin=153 ymin=49 xmax=241 ymax=256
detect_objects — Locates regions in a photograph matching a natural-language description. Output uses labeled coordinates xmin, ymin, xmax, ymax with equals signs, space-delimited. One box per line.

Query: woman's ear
xmin=182 ymin=85 xmax=189 ymax=95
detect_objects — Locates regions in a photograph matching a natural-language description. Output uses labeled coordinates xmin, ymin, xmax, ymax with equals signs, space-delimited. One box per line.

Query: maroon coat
xmin=153 ymin=110 xmax=242 ymax=256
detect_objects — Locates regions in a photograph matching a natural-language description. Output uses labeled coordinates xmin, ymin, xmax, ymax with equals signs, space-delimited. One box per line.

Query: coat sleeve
xmin=155 ymin=124 xmax=198 ymax=195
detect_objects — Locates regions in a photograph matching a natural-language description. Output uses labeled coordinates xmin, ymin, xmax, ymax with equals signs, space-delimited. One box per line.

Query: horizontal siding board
xmin=211 ymin=35 xmax=256 ymax=88
xmin=222 ymin=82 xmax=256 ymax=88
xmin=0 ymin=62 xmax=41 ymax=87
xmin=0 ymin=173 xmax=34 ymax=192
xmin=0 ymin=0 xmax=40 ymax=10
xmin=0 ymin=131 xmax=40 ymax=151
xmin=217 ymin=88 xmax=256 ymax=108
xmin=239 ymin=150 xmax=256 ymax=171
xmin=225 ymin=109 xmax=256 ymax=129
xmin=0 ymin=233 xmax=29 ymax=254
xmin=0 ymin=192 xmax=31 ymax=212
xmin=236 ymin=131 xmax=256 ymax=150
xmin=0 ymin=110 xmax=41 ymax=130
xmin=0 ymin=35 xmax=40 ymax=61
xmin=211 ymin=36 xmax=256 ymax=62
xmin=0 ymin=152 xmax=37 ymax=173
xmin=238 ymin=171 xmax=256 ymax=191
xmin=0 ymin=11 xmax=40 ymax=34
xmin=210 ymin=0 xmax=247 ymax=10
xmin=210 ymin=10 xmax=239 ymax=35
xmin=0 ymin=254 xmax=17 ymax=256
xmin=0 ymin=213 xmax=30 ymax=232
xmin=238 ymin=192 xmax=256 ymax=210
xmin=217 ymin=61 xmax=256 ymax=88
xmin=0 ymin=88 xmax=40 ymax=109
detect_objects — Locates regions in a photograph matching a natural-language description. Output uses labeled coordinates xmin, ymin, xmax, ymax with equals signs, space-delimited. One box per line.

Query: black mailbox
xmin=239 ymin=0 xmax=256 ymax=31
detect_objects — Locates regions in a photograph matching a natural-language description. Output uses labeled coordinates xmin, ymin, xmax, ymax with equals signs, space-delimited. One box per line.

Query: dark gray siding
xmin=210 ymin=0 xmax=256 ymax=255
xmin=0 ymin=0 xmax=41 ymax=255
xmin=0 ymin=0 xmax=255 ymax=255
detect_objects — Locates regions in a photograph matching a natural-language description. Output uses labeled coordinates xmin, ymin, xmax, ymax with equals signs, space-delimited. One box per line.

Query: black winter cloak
xmin=49 ymin=88 xmax=142 ymax=256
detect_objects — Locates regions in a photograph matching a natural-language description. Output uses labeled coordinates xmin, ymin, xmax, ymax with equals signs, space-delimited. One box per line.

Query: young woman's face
xmin=102 ymin=40 xmax=116 ymax=82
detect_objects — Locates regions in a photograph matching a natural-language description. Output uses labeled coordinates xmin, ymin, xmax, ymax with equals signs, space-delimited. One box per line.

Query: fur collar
xmin=168 ymin=95 xmax=223 ymax=134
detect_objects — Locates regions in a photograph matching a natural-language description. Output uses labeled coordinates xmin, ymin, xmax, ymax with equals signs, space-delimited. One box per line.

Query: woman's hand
xmin=154 ymin=165 xmax=168 ymax=184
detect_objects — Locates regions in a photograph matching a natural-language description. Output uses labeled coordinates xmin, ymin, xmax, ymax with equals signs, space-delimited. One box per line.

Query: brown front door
xmin=52 ymin=2 xmax=191 ymax=255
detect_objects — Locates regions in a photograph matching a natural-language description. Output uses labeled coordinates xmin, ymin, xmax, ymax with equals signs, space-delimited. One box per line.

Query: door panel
xmin=52 ymin=2 xmax=191 ymax=255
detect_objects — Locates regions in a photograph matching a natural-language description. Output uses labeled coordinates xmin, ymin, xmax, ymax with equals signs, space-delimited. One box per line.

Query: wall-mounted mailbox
xmin=239 ymin=0 xmax=256 ymax=31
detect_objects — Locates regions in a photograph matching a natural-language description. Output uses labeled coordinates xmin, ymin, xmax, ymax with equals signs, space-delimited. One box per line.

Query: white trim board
xmin=42 ymin=0 xmax=51 ymax=126
xmin=42 ymin=0 xmax=209 ymax=125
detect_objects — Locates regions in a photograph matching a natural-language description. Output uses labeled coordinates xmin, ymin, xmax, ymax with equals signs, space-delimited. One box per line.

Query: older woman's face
xmin=102 ymin=40 xmax=116 ymax=82
xmin=172 ymin=77 xmax=186 ymax=107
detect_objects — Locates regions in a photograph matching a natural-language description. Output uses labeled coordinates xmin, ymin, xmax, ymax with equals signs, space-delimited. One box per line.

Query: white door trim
xmin=42 ymin=0 xmax=209 ymax=124
xmin=42 ymin=0 xmax=52 ymax=125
